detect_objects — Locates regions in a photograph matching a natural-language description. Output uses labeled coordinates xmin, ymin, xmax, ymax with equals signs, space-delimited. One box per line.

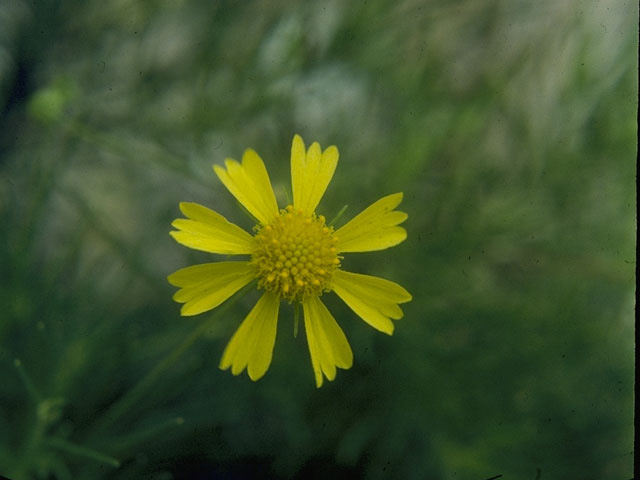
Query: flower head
xmin=168 ymin=134 xmax=411 ymax=387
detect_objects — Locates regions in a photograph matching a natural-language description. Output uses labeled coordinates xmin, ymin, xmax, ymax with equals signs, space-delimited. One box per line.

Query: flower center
xmin=252 ymin=205 xmax=340 ymax=302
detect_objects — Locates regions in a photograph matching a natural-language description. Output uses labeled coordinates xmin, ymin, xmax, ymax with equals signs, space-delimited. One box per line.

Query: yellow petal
xmin=167 ymin=262 xmax=255 ymax=316
xmin=290 ymin=134 xmax=339 ymax=215
xmin=219 ymin=292 xmax=280 ymax=381
xmin=169 ymin=202 xmax=255 ymax=255
xmin=331 ymin=269 xmax=411 ymax=335
xmin=335 ymin=193 xmax=407 ymax=253
xmin=213 ymin=148 xmax=279 ymax=225
xmin=290 ymin=134 xmax=306 ymax=207
xmin=302 ymin=296 xmax=353 ymax=388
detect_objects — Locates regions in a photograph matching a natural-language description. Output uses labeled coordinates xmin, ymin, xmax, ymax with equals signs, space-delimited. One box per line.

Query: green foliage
xmin=0 ymin=0 xmax=635 ymax=478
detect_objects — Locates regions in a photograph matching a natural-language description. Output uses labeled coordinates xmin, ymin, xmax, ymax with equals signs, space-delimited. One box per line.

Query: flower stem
xmin=110 ymin=416 xmax=185 ymax=453
xmin=14 ymin=358 xmax=41 ymax=403
xmin=46 ymin=437 xmax=120 ymax=468
xmin=89 ymin=283 xmax=253 ymax=436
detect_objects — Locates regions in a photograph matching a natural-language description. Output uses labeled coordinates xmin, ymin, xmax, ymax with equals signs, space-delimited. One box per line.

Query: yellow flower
xmin=168 ymin=134 xmax=411 ymax=387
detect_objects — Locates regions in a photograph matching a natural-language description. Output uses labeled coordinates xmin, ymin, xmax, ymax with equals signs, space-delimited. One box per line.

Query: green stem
xmin=46 ymin=437 xmax=120 ymax=468
xmin=64 ymin=120 xmax=204 ymax=188
xmin=59 ymin=189 xmax=166 ymax=296
xmin=11 ymin=398 xmax=46 ymax=479
xmin=110 ymin=416 xmax=185 ymax=453
xmin=14 ymin=358 xmax=42 ymax=403
xmin=90 ymin=283 xmax=253 ymax=435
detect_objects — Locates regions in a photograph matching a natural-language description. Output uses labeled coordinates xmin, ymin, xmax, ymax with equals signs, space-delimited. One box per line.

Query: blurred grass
xmin=0 ymin=0 xmax=636 ymax=479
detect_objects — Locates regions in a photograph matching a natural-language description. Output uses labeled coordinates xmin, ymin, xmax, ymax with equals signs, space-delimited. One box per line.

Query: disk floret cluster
xmin=252 ymin=205 xmax=340 ymax=302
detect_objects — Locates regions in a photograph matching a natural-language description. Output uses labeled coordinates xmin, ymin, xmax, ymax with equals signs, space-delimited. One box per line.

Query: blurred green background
xmin=0 ymin=1 xmax=636 ymax=479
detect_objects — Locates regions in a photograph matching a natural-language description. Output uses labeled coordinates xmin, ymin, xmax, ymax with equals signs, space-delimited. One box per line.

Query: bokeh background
xmin=0 ymin=1 xmax=636 ymax=479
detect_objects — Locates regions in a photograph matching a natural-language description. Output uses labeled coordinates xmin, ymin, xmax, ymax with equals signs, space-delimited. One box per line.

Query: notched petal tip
xmin=242 ymin=148 xmax=265 ymax=170
xmin=322 ymin=144 xmax=339 ymax=157
xmin=167 ymin=270 xmax=180 ymax=287
xmin=224 ymin=158 xmax=240 ymax=169
xmin=218 ymin=355 xmax=231 ymax=371
xmin=218 ymin=292 xmax=280 ymax=382
xmin=335 ymin=192 xmax=409 ymax=253
xmin=291 ymin=133 xmax=304 ymax=154
xmin=399 ymin=290 xmax=412 ymax=303
xmin=247 ymin=365 xmax=268 ymax=382
xmin=332 ymin=270 xmax=410 ymax=335
xmin=213 ymin=148 xmax=279 ymax=225
xmin=303 ymin=296 xmax=353 ymax=388
xmin=178 ymin=202 xmax=189 ymax=214
xmin=292 ymin=136 xmax=339 ymax=215
xmin=393 ymin=227 xmax=408 ymax=246
xmin=178 ymin=201 xmax=200 ymax=216
xmin=243 ymin=147 xmax=258 ymax=157
xmin=307 ymin=141 xmax=321 ymax=156
xmin=180 ymin=304 xmax=200 ymax=316
xmin=383 ymin=192 xmax=404 ymax=211
xmin=291 ymin=134 xmax=306 ymax=159
xmin=389 ymin=211 xmax=409 ymax=225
